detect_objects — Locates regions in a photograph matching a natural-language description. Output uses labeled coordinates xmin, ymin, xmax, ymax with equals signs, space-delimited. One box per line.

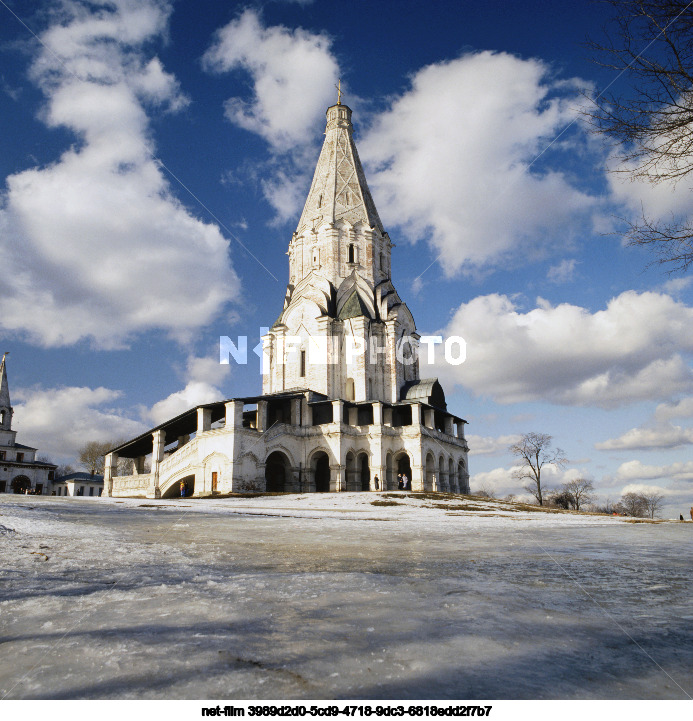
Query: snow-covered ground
xmin=1 ymin=493 xmax=691 ymax=700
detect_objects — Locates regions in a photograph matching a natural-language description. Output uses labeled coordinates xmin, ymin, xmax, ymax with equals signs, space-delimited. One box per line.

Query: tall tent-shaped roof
xmin=0 ymin=352 xmax=13 ymax=431
xmin=296 ymin=103 xmax=384 ymax=235
xmin=0 ymin=353 xmax=10 ymax=407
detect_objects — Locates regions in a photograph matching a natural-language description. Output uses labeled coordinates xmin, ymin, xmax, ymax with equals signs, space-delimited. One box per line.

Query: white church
xmin=105 ymin=101 xmax=470 ymax=498
xmin=0 ymin=353 xmax=57 ymax=494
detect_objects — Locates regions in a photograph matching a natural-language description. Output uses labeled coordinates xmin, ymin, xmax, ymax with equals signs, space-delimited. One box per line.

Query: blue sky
xmin=1 ymin=0 xmax=693 ymax=517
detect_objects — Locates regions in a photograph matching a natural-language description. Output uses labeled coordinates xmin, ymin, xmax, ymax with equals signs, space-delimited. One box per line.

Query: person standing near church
xmin=373 ymin=474 xmax=379 ymax=490
xmin=180 ymin=480 xmax=186 ymax=498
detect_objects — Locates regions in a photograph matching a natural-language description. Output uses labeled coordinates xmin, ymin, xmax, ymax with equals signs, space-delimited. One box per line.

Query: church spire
xmin=0 ymin=352 xmax=12 ymax=431
xmin=296 ymin=103 xmax=383 ymax=235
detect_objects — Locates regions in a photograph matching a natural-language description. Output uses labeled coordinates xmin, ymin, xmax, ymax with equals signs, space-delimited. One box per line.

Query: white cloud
xmin=360 ymin=52 xmax=598 ymax=274
xmin=661 ymin=277 xmax=693 ymax=296
xmin=614 ymin=459 xmax=693 ymax=483
xmin=433 ymin=290 xmax=693 ymax=408
xmin=471 ymin=462 xmax=582 ymax=497
xmin=608 ymin=155 xmax=692 ymax=221
xmin=147 ymin=381 xmax=223 ymax=426
xmin=655 ymin=397 xmax=693 ymax=421
xmin=203 ymin=9 xmax=338 ymax=150
xmin=467 ymin=433 xmax=521 ymax=456
xmin=596 ymin=422 xmax=693 ymax=451
xmin=0 ymin=0 xmax=239 ymax=349
xmin=146 ymin=354 xmax=230 ymax=425
xmin=12 ymin=385 xmax=146 ymax=461
xmin=619 ymin=482 xmax=681 ymax=498
xmin=547 ymin=259 xmax=578 ymax=284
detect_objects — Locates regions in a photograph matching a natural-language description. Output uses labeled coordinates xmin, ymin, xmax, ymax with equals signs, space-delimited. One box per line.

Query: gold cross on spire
xmin=336 ymin=78 xmax=343 ymax=105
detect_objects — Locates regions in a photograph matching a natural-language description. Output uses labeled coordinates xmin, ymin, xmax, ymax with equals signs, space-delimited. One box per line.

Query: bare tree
xmin=562 ymin=478 xmax=595 ymax=511
xmin=78 ymin=441 xmax=114 ymax=476
xmin=54 ymin=463 xmax=75 ymax=479
xmin=641 ymin=490 xmax=665 ymax=518
xmin=618 ymin=491 xmax=648 ymax=517
xmin=589 ymin=0 xmax=693 ymax=272
xmin=510 ymin=433 xmax=567 ymax=506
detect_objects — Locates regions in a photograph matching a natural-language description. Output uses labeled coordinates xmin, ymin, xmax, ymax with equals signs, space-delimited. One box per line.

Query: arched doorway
xmin=11 ymin=476 xmax=31 ymax=494
xmin=458 ymin=459 xmax=468 ymax=494
xmin=312 ymin=451 xmax=331 ymax=492
xmin=265 ymin=451 xmax=291 ymax=492
xmin=357 ymin=452 xmax=370 ymax=491
xmin=163 ymin=474 xmax=195 ymax=498
xmin=438 ymin=455 xmax=446 ymax=492
xmin=395 ymin=451 xmax=412 ymax=490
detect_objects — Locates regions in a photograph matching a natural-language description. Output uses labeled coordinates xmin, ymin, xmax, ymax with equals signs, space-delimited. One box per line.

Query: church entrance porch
xmin=162 ymin=474 xmax=195 ymax=499
xmin=265 ymin=451 xmax=291 ymax=493
xmin=386 ymin=451 xmax=412 ymax=490
xmin=11 ymin=476 xmax=30 ymax=494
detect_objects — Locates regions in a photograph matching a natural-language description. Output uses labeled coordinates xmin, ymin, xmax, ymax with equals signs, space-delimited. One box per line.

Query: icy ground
xmin=1 ymin=493 xmax=692 ymax=700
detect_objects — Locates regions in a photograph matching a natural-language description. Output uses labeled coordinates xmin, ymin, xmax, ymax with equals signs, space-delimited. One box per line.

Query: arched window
xmin=348 ymin=244 xmax=355 ymax=263
xmin=346 ymin=378 xmax=355 ymax=401
xmin=300 ymin=349 xmax=306 ymax=378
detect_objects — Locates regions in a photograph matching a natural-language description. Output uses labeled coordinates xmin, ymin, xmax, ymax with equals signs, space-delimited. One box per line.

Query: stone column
xmin=348 ymin=406 xmax=358 ymax=426
xmin=455 ymin=420 xmax=465 ymax=439
xmin=411 ymin=464 xmax=424 ymax=492
xmin=371 ymin=464 xmax=385 ymax=492
xmin=104 ymin=452 xmax=117 ymax=497
xmin=257 ymin=400 xmax=268 ymax=432
xmin=150 ymin=429 xmax=165 ymax=499
xmin=225 ymin=400 xmax=244 ymax=429
xmin=411 ymin=403 xmax=422 ymax=426
xmin=383 ymin=407 xmax=393 ymax=427
xmin=197 ymin=407 xmax=212 ymax=433
xmin=301 ymin=396 xmax=313 ymax=427
xmin=444 ymin=415 xmax=455 ymax=437
xmin=372 ymin=401 xmax=383 ymax=426
xmin=332 ymin=399 xmax=344 ymax=425
xmin=424 ymin=408 xmax=435 ymax=430
xmin=331 ymin=464 xmax=346 ymax=492
xmin=291 ymin=398 xmax=301 ymax=426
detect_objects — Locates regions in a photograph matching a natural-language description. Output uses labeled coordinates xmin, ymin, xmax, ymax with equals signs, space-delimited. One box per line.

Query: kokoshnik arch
xmin=104 ymin=101 xmax=470 ymax=498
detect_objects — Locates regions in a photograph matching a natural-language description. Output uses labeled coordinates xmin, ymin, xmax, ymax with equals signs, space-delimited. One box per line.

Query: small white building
xmin=105 ymin=101 xmax=470 ymax=499
xmin=0 ymin=353 xmax=57 ymax=495
xmin=53 ymin=472 xmax=104 ymax=497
